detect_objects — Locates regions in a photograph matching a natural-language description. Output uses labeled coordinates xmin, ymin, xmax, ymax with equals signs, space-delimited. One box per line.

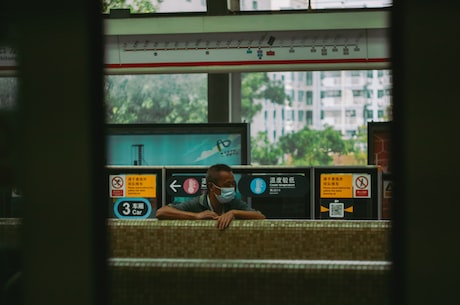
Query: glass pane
xmin=312 ymin=0 xmax=392 ymax=9
xmin=105 ymin=74 xmax=207 ymax=123
xmin=0 ymin=77 xmax=19 ymax=218
xmin=243 ymin=70 xmax=392 ymax=166
xmin=102 ymin=0 xmax=207 ymax=14
xmin=0 ymin=77 xmax=17 ymax=111
xmin=240 ymin=0 xmax=393 ymax=11
xmin=240 ymin=0 xmax=392 ymax=11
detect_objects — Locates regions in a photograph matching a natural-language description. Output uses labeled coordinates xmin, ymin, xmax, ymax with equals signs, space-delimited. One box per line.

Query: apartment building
xmin=251 ymin=70 xmax=392 ymax=142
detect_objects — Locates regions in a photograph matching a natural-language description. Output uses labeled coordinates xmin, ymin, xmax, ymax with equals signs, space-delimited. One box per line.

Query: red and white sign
xmin=353 ymin=174 xmax=371 ymax=198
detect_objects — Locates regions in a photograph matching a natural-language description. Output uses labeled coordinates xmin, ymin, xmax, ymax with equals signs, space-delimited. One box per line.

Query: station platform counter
xmin=108 ymin=219 xmax=390 ymax=261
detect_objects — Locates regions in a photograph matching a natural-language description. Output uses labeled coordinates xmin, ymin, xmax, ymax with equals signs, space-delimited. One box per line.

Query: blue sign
xmin=250 ymin=178 xmax=267 ymax=194
xmin=114 ymin=198 xmax=152 ymax=219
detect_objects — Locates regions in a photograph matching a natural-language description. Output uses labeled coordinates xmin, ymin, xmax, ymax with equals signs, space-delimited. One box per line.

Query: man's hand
xmin=195 ymin=210 xmax=219 ymax=220
xmin=215 ymin=211 xmax=235 ymax=230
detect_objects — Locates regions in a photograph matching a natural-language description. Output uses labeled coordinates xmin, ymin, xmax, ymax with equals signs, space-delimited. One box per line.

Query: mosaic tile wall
xmin=1 ymin=218 xmax=392 ymax=305
xmin=0 ymin=218 xmax=22 ymax=249
xmin=108 ymin=219 xmax=391 ymax=261
xmin=108 ymin=258 xmax=391 ymax=305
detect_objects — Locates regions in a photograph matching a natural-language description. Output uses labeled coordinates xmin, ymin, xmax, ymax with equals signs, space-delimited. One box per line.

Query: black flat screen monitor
xmin=106 ymin=123 xmax=250 ymax=166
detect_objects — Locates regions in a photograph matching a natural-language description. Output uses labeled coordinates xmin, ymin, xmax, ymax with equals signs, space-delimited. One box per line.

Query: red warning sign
xmin=354 ymin=174 xmax=370 ymax=198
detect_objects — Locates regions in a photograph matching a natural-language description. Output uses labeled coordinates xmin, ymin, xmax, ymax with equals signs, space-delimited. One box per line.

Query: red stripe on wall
xmin=105 ymin=58 xmax=389 ymax=69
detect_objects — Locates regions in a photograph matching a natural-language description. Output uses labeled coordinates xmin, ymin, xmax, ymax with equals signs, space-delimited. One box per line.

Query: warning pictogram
xmin=355 ymin=176 xmax=369 ymax=189
xmin=384 ymin=180 xmax=392 ymax=198
xmin=354 ymin=174 xmax=371 ymax=198
xmin=111 ymin=176 xmax=124 ymax=189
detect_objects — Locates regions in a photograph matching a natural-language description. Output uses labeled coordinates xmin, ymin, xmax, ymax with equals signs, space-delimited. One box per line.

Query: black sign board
xmin=238 ymin=175 xmax=308 ymax=197
xmin=166 ymin=175 xmax=206 ymax=197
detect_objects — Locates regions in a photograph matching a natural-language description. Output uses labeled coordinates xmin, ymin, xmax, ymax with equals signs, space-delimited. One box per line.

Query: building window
xmin=365 ymin=109 xmax=373 ymax=120
xmin=306 ymin=91 xmax=313 ymax=105
xmin=321 ymin=90 xmax=342 ymax=98
xmin=306 ymin=110 xmax=313 ymax=126
xmin=298 ymin=90 xmax=305 ymax=103
xmin=290 ymin=90 xmax=295 ymax=101
xmin=306 ymin=72 xmax=313 ymax=86
xmin=298 ymin=110 xmax=304 ymax=122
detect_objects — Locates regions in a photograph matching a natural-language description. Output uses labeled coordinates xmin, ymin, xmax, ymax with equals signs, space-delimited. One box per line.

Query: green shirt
xmin=169 ymin=193 xmax=254 ymax=213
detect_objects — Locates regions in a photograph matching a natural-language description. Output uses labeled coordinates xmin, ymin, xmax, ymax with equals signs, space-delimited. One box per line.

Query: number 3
xmin=122 ymin=202 xmax=131 ymax=215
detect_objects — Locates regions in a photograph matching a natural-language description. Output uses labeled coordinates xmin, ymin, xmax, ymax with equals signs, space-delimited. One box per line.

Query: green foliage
xmin=241 ymin=72 xmax=289 ymax=123
xmin=278 ymin=125 xmax=348 ymax=166
xmin=251 ymin=132 xmax=283 ymax=165
xmin=102 ymin=0 xmax=161 ymax=13
xmin=105 ymin=74 xmax=207 ymax=123
xmin=350 ymin=125 xmax=368 ymax=165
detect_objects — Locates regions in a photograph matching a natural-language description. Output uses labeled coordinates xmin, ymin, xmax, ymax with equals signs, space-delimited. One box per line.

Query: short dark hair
xmin=206 ymin=164 xmax=232 ymax=187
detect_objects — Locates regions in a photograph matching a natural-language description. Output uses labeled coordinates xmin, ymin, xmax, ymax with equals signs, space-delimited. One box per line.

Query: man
xmin=156 ymin=164 xmax=265 ymax=230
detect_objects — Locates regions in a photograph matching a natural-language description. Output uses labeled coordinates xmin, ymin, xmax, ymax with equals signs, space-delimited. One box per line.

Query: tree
xmin=278 ymin=125 xmax=348 ymax=165
xmin=241 ymin=72 xmax=289 ymax=123
xmin=251 ymin=131 xmax=283 ymax=165
xmin=105 ymin=74 xmax=207 ymax=123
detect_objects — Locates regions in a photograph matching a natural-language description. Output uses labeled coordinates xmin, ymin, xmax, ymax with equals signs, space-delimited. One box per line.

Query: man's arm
xmin=215 ymin=209 xmax=265 ymax=230
xmin=156 ymin=205 xmax=218 ymax=220
xmin=230 ymin=209 xmax=266 ymax=220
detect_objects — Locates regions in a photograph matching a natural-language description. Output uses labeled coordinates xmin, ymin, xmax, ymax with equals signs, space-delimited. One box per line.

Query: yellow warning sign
xmin=125 ymin=175 xmax=156 ymax=198
xmin=320 ymin=174 xmax=353 ymax=198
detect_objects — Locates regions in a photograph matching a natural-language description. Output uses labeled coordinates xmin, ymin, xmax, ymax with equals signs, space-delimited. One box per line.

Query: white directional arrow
xmin=169 ymin=179 xmax=181 ymax=193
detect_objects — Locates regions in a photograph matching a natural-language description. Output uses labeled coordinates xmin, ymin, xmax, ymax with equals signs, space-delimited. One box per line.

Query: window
xmin=298 ymin=110 xmax=304 ymax=122
xmin=306 ymin=110 xmax=313 ymax=126
xmin=0 ymin=77 xmax=18 ymax=110
xmin=298 ymin=91 xmax=305 ymax=103
xmin=306 ymin=91 xmax=313 ymax=105
xmin=105 ymin=74 xmax=207 ymax=124
xmin=240 ymin=0 xmax=392 ymax=11
xmin=240 ymin=70 xmax=392 ymax=166
xmin=102 ymin=0 xmax=207 ymax=14
xmin=105 ymin=70 xmax=392 ymax=166
xmin=306 ymin=72 xmax=313 ymax=86
xmin=321 ymin=90 xmax=342 ymax=98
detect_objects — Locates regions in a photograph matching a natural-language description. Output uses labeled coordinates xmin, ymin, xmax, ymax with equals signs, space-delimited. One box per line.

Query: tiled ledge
xmin=108 ymin=219 xmax=391 ymax=260
xmin=109 ymin=257 xmax=391 ymax=305
xmin=0 ymin=218 xmax=391 ymax=261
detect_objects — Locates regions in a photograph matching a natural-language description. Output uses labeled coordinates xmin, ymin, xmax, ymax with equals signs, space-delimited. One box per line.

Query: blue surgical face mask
xmin=213 ymin=184 xmax=235 ymax=203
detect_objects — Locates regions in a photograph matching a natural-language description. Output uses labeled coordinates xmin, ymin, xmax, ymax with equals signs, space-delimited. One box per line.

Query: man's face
xmin=211 ymin=170 xmax=236 ymax=195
